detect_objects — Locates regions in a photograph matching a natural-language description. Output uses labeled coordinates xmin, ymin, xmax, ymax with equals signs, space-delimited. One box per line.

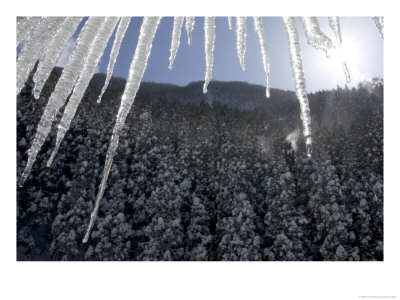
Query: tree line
xmin=17 ymin=69 xmax=383 ymax=261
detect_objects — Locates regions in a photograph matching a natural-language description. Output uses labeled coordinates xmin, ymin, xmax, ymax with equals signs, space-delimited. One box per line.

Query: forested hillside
xmin=17 ymin=67 xmax=383 ymax=261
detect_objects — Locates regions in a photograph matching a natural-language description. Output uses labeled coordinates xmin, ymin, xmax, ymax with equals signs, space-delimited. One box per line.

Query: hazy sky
xmin=58 ymin=17 xmax=383 ymax=93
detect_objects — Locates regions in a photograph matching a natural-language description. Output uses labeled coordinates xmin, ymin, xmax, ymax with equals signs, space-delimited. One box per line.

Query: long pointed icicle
xmin=373 ymin=17 xmax=384 ymax=38
xmin=97 ymin=17 xmax=131 ymax=103
xmin=328 ymin=17 xmax=342 ymax=44
xmin=32 ymin=17 xmax=83 ymax=99
xmin=16 ymin=17 xmax=42 ymax=48
xmin=16 ymin=17 xmax=66 ymax=95
xmin=282 ymin=17 xmax=312 ymax=157
xmin=328 ymin=16 xmax=351 ymax=83
xmin=301 ymin=17 xmax=335 ymax=57
xmin=203 ymin=17 xmax=215 ymax=94
xmin=228 ymin=16 xmax=232 ymax=30
xmin=253 ymin=17 xmax=270 ymax=98
xmin=83 ymin=17 xmax=161 ymax=243
xmin=19 ymin=17 xmax=105 ymax=187
xmin=47 ymin=17 xmax=119 ymax=167
xmin=235 ymin=17 xmax=247 ymax=71
xmin=16 ymin=17 xmax=28 ymax=43
xmin=185 ymin=17 xmax=195 ymax=46
xmin=169 ymin=17 xmax=184 ymax=69
xmin=17 ymin=17 xmax=29 ymax=47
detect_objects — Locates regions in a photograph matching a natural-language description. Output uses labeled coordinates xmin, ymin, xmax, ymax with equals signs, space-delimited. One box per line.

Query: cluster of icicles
xmin=17 ymin=16 xmax=384 ymax=243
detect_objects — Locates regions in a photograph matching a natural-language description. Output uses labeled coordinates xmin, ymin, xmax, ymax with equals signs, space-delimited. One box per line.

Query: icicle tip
xmin=18 ymin=177 xmax=26 ymax=188
xmin=46 ymin=152 xmax=56 ymax=167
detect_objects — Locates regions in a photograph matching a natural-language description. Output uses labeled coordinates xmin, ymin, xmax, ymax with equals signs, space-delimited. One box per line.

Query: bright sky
xmin=61 ymin=17 xmax=384 ymax=93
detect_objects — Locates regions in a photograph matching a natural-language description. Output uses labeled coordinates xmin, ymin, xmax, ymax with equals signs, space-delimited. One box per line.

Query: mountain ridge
xmin=88 ymin=72 xmax=298 ymax=110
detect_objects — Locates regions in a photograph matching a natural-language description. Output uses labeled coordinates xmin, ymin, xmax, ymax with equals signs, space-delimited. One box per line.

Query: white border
xmin=2 ymin=1 xmax=398 ymax=300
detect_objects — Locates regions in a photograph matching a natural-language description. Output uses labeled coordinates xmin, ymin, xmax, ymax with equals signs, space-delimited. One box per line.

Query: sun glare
xmin=331 ymin=40 xmax=358 ymax=66
xmin=322 ymin=38 xmax=364 ymax=84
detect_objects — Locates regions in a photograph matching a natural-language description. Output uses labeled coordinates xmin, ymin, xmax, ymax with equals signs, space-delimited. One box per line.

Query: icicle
xmin=203 ymin=17 xmax=215 ymax=94
xmin=17 ymin=17 xmax=28 ymax=47
xmin=328 ymin=17 xmax=351 ymax=83
xmin=17 ymin=17 xmax=28 ymax=34
xmin=19 ymin=17 xmax=105 ymax=187
xmin=32 ymin=17 xmax=82 ymax=99
xmin=342 ymin=58 xmax=351 ymax=85
xmin=185 ymin=17 xmax=195 ymax=46
xmin=16 ymin=17 xmax=42 ymax=48
xmin=228 ymin=16 xmax=232 ymax=30
xmin=301 ymin=17 xmax=335 ymax=57
xmin=282 ymin=17 xmax=312 ymax=157
xmin=97 ymin=17 xmax=131 ymax=103
xmin=47 ymin=17 xmax=119 ymax=167
xmin=253 ymin=17 xmax=270 ymax=98
xmin=16 ymin=17 xmax=66 ymax=95
xmin=235 ymin=17 xmax=247 ymax=71
xmin=83 ymin=17 xmax=161 ymax=243
xmin=169 ymin=17 xmax=184 ymax=69
xmin=328 ymin=17 xmax=342 ymax=44
xmin=373 ymin=17 xmax=384 ymax=38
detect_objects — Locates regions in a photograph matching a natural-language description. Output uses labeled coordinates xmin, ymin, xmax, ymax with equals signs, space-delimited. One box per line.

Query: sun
xmin=323 ymin=38 xmax=364 ymax=84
